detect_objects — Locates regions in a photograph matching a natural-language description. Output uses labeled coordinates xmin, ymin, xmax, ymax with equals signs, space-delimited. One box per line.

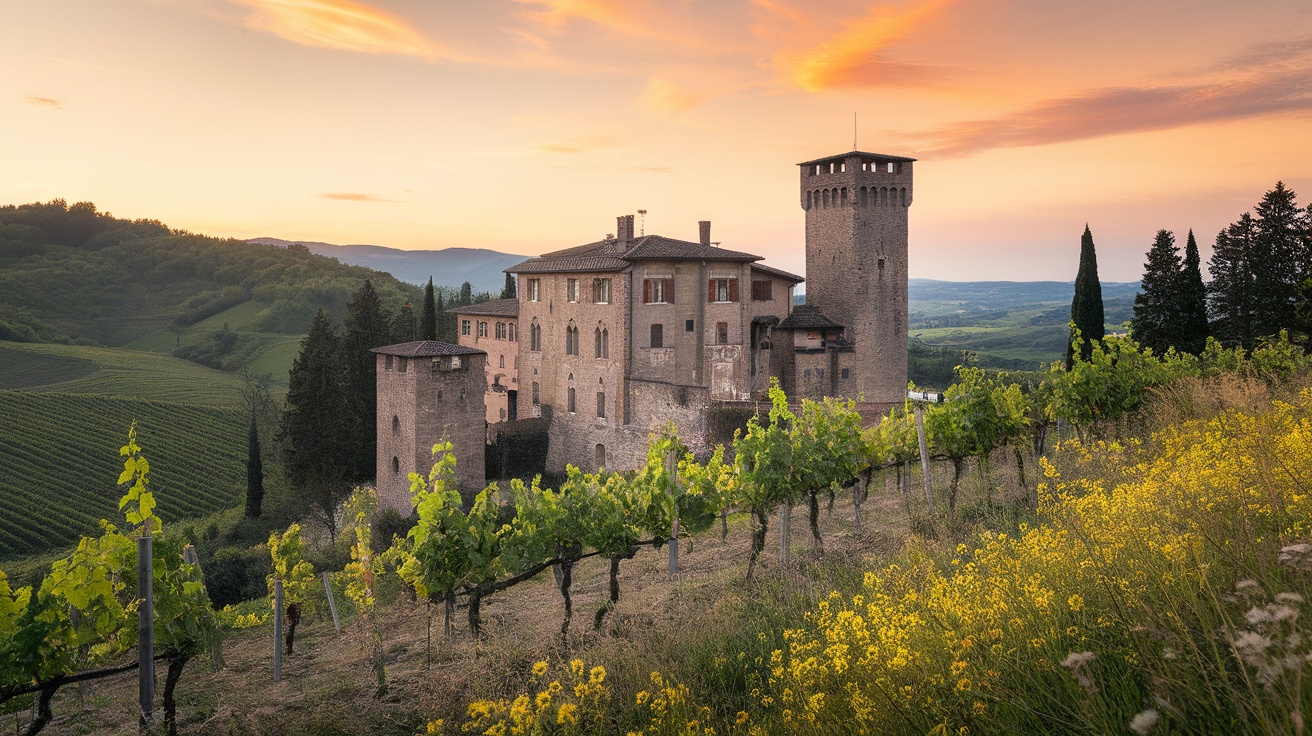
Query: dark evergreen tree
xmin=1129 ymin=229 xmax=1181 ymax=356
xmin=245 ymin=412 xmax=264 ymax=518
xmin=1209 ymin=214 xmax=1257 ymax=349
xmin=435 ymin=290 xmax=453 ymax=343
xmin=1177 ymin=229 xmax=1210 ymax=354
xmin=501 ymin=273 xmax=517 ymax=300
xmin=392 ymin=301 xmax=416 ymax=342
xmin=1067 ymin=224 xmax=1105 ymax=369
xmin=1250 ymin=182 xmax=1307 ymax=339
xmin=278 ymin=309 xmax=349 ymax=529
xmin=459 ymin=281 xmax=472 ymax=307
xmin=340 ymin=280 xmax=392 ymax=483
xmin=420 ymin=277 xmax=437 ymax=340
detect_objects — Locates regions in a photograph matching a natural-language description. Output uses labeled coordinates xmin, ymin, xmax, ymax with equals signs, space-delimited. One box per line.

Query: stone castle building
xmin=374 ymin=150 xmax=913 ymax=506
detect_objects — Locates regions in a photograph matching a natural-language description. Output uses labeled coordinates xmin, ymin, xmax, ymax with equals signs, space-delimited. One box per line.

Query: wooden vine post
xmin=665 ymin=450 xmax=679 ymax=578
xmin=779 ymin=500 xmax=790 ymax=565
xmin=137 ymin=532 xmax=154 ymax=729
xmin=909 ymin=390 xmax=945 ymax=513
xmin=322 ymin=571 xmax=340 ymax=633
xmin=273 ymin=579 xmax=283 ymax=683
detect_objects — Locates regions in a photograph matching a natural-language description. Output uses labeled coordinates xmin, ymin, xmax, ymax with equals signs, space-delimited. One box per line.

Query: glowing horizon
xmin=3 ymin=0 xmax=1310 ymax=281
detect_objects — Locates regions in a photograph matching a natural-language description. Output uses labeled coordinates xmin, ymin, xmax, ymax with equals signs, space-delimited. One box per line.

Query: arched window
xmin=595 ymin=327 xmax=603 ymax=358
xmin=499 ymin=355 xmax=505 ymax=368
xmin=900 ymin=187 xmax=907 ymax=206
xmin=596 ymin=391 xmax=606 ymax=419
xmin=565 ymin=321 xmax=579 ymax=355
xmin=806 ymin=190 xmax=812 ymax=209
xmin=859 ymin=186 xmax=868 ymax=207
xmin=391 ymin=416 xmax=399 ymax=434
xmin=530 ymin=320 xmax=541 ymax=351
xmin=823 ymin=189 xmax=830 ymax=208
xmin=601 ymin=328 xmax=609 ymax=358
xmin=595 ymin=444 xmax=606 ymax=469
xmin=840 ymin=187 xmax=847 ymax=207
xmin=391 ymin=456 xmax=400 ymax=474
xmin=567 ymin=387 xmax=576 ymax=413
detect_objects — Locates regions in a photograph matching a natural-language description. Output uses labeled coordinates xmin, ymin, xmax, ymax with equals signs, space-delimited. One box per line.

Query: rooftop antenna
xmin=637 ymin=209 xmax=647 ymax=236
xmin=853 ymin=112 xmax=858 ymax=150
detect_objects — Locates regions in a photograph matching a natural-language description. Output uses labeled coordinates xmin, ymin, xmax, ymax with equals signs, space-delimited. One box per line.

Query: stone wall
xmin=375 ymin=351 xmax=487 ymax=513
xmin=801 ymin=154 xmax=911 ymax=405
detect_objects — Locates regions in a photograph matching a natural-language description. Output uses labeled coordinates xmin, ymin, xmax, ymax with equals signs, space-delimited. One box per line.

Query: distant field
xmin=0 ymin=341 xmax=249 ymax=406
xmin=124 ymin=299 xmax=300 ymax=387
xmin=0 ymin=390 xmax=245 ymax=558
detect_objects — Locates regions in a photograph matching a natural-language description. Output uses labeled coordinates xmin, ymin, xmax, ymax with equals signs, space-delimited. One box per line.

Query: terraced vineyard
xmin=0 ymin=342 xmax=252 ymax=557
xmin=0 ymin=342 xmax=248 ymax=405
xmin=0 ymin=390 xmax=246 ymax=557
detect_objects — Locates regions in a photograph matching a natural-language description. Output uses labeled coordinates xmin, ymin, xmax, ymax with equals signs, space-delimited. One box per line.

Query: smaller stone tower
xmin=374 ymin=341 xmax=487 ymax=513
xmin=800 ymin=151 xmax=913 ymax=405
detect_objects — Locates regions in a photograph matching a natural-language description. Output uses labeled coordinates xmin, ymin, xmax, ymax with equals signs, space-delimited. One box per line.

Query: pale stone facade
xmin=374 ymin=149 xmax=913 ymax=488
xmin=450 ymin=299 xmax=519 ymax=424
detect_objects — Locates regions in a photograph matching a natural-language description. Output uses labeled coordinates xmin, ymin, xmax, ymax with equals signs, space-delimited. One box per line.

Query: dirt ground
xmin=4 ymin=477 xmax=939 ymax=736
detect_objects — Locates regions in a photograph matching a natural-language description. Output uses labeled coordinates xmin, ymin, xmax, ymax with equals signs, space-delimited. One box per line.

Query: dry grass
xmin=4 ymin=481 xmax=931 ymax=736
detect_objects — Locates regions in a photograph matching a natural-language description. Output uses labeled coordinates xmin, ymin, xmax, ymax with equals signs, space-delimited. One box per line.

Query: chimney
xmin=616 ymin=215 xmax=635 ymax=242
xmin=699 ymin=220 xmax=711 ymax=247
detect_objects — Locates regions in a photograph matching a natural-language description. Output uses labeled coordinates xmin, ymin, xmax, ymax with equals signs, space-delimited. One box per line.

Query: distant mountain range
xmin=247 ymin=238 xmax=529 ymax=293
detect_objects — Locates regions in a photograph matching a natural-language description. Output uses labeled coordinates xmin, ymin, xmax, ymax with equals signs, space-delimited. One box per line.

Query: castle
xmin=373 ymin=150 xmax=914 ymax=512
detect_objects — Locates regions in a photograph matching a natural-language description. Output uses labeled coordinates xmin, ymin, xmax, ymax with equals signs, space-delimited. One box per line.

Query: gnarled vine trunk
xmin=285 ymin=602 xmax=301 ymax=654
xmin=808 ymin=491 xmax=824 ymax=553
xmin=746 ymin=508 xmax=769 ymax=579
xmin=162 ymin=654 xmax=190 ymax=736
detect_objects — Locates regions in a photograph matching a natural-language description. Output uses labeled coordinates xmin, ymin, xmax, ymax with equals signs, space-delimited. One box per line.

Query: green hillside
xmin=0 ymin=199 xmax=420 ymax=380
xmin=0 ymin=390 xmax=244 ymax=558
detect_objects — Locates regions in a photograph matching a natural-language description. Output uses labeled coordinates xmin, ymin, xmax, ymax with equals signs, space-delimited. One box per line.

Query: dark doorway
xmin=507 ymin=389 xmax=518 ymax=421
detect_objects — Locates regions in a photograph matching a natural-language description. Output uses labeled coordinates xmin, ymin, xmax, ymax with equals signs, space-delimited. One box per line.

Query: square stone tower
xmin=374 ymin=341 xmax=487 ymax=514
xmin=800 ymin=151 xmax=913 ymax=405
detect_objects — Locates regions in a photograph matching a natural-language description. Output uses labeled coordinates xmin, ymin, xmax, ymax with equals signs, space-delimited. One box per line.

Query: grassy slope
xmin=125 ymin=300 xmax=303 ymax=389
xmin=0 ymin=342 xmax=248 ymax=557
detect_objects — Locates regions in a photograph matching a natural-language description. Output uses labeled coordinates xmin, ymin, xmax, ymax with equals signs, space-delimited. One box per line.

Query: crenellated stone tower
xmin=799 ymin=151 xmax=913 ymax=405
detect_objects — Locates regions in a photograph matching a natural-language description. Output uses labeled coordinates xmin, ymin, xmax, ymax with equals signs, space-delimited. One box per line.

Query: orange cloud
xmin=638 ymin=77 xmax=704 ymax=114
xmin=781 ymin=0 xmax=956 ymax=91
xmin=918 ymin=39 xmax=1312 ymax=157
xmin=511 ymin=0 xmax=632 ymax=31
xmin=229 ymin=0 xmax=451 ymax=60
xmin=24 ymin=95 xmax=62 ymax=108
xmin=315 ymin=192 xmax=399 ymax=202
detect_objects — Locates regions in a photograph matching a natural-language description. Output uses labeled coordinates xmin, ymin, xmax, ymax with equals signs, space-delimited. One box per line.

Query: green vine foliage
xmin=0 ymin=424 xmax=216 ymax=732
xmin=268 ymin=524 xmax=316 ymax=607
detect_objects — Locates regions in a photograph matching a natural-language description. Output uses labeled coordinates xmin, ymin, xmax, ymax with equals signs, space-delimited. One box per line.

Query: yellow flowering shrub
xmin=425 ymin=660 xmax=610 ymax=735
xmin=761 ymin=394 xmax=1312 ymax=733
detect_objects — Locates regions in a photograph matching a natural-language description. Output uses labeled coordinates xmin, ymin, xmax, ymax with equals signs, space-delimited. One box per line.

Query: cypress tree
xmin=435 ymin=290 xmax=451 ymax=342
xmin=1208 ymin=214 xmax=1257 ymax=349
xmin=501 ymin=273 xmax=517 ymax=300
xmin=278 ymin=309 xmax=346 ymax=490
xmin=341 ymin=280 xmax=392 ymax=484
xmin=1067 ymin=224 xmax=1105 ymax=369
xmin=245 ymin=412 xmax=264 ymax=518
xmin=459 ymin=281 xmax=472 ymax=307
xmin=420 ymin=277 xmax=437 ymax=340
xmin=1130 ymin=229 xmax=1181 ymax=356
xmin=1177 ymin=230 xmax=1210 ymax=354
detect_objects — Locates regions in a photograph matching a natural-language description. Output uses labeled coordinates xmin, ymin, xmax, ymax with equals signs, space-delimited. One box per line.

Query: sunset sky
xmin=4 ymin=0 xmax=1311 ymax=282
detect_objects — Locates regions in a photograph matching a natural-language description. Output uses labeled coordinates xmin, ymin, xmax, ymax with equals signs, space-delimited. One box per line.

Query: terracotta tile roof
xmin=751 ymin=262 xmax=804 ymax=283
xmin=508 ymin=255 xmax=629 ymax=274
xmin=506 ymin=234 xmax=761 ymax=274
xmin=777 ymin=305 xmax=843 ymax=330
xmin=620 ymin=235 xmax=759 ymax=262
xmin=371 ymin=340 xmax=485 ymax=357
xmin=447 ymin=298 xmax=519 ymax=317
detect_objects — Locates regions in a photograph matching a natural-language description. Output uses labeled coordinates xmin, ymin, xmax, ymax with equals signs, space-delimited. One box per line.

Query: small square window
xmin=685 ymin=319 xmax=695 ymax=331
xmin=841 ymin=368 xmax=850 ymax=379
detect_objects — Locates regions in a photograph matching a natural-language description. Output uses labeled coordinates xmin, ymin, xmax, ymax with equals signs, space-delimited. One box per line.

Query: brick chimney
xmin=616 ymin=214 xmax=635 ymax=242
xmin=699 ymin=220 xmax=711 ymax=246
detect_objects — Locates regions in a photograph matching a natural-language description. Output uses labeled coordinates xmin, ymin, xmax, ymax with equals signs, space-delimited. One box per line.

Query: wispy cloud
xmin=512 ymin=0 xmax=634 ymax=33
xmin=228 ymin=0 xmax=457 ymax=61
xmin=315 ymin=192 xmax=400 ymax=202
xmin=917 ymin=38 xmax=1312 ymax=157
xmin=778 ymin=0 xmax=957 ymax=91
xmin=638 ymin=77 xmax=704 ymax=114
xmin=25 ymin=95 xmax=62 ymax=108
xmin=535 ymin=133 xmax=619 ymax=154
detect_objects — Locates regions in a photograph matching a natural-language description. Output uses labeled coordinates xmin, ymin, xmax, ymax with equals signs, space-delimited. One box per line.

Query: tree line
xmin=1124 ymin=182 xmax=1311 ymax=356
